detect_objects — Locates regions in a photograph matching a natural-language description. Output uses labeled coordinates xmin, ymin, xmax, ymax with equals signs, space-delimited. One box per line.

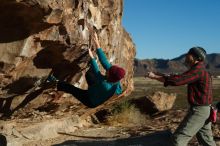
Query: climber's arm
xmin=93 ymin=32 xmax=112 ymax=70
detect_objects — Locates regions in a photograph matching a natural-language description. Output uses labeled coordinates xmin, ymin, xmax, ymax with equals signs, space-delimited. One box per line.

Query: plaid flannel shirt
xmin=164 ymin=62 xmax=212 ymax=106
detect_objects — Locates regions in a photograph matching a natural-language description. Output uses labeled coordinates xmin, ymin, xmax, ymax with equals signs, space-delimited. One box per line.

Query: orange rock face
xmin=0 ymin=0 xmax=135 ymax=116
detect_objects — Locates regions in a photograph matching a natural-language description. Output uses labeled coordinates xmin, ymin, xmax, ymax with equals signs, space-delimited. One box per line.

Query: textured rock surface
xmin=131 ymin=91 xmax=176 ymax=115
xmin=2 ymin=115 xmax=90 ymax=146
xmin=146 ymin=91 xmax=176 ymax=112
xmin=0 ymin=0 xmax=135 ymax=116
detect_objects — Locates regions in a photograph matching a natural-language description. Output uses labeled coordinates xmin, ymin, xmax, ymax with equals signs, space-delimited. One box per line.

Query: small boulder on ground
xmin=131 ymin=91 xmax=176 ymax=115
xmin=147 ymin=91 xmax=176 ymax=112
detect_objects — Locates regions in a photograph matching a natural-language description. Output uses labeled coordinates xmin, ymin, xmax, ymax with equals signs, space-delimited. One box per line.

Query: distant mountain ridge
xmin=134 ymin=53 xmax=220 ymax=76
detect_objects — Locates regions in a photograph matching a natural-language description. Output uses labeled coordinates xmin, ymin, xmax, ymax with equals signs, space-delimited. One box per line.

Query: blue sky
xmin=122 ymin=0 xmax=220 ymax=59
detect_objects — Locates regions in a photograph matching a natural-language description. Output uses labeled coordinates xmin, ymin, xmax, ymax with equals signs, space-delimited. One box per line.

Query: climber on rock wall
xmin=46 ymin=32 xmax=126 ymax=108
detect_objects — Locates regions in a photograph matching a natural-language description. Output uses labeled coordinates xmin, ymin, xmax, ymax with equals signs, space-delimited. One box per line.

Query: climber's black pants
xmin=57 ymin=81 xmax=96 ymax=108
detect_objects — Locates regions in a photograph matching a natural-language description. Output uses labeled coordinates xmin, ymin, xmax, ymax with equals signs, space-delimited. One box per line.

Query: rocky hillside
xmin=134 ymin=53 xmax=220 ymax=76
xmin=0 ymin=0 xmax=135 ymax=117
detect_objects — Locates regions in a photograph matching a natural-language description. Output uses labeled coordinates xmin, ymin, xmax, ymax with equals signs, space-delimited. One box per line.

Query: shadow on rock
xmin=0 ymin=134 xmax=7 ymax=146
xmin=130 ymin=96 xmax=158 ymax=115
xmin=53 ymin=130 xmax=173 ymax=146
xmin=0 ymin=1 xmax=53 ymax=43
xmin=33 ymin=40 xmax=89 ymax=81
xmin=3 ymin=76 xmax=38 ymax=95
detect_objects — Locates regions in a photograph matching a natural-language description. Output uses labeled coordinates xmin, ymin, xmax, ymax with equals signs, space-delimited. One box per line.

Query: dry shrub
xmin=106 ymin=101 xmax=149 ymax=126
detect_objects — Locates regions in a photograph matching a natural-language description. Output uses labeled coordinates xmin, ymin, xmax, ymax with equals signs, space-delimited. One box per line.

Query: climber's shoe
xmin=46 ymin=74 xmax=58 ymax=83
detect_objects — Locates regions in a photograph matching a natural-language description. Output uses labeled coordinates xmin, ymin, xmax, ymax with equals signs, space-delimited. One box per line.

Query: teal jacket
xmin=88 ymin=48 xmax=123 ymax=107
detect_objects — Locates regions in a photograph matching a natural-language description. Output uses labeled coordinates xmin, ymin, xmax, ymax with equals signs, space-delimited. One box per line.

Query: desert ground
xmin=1 ymin=77 xmax=220 ymax=146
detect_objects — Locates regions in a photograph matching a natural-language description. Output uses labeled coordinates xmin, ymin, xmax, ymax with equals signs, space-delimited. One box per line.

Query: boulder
xmin=131 ymin=91 xmax=176 ymax=115
xmin=147 ymin=91 xmax=176 ymax=112
xmin=0 ymin=0 xmax=135 ymax=117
